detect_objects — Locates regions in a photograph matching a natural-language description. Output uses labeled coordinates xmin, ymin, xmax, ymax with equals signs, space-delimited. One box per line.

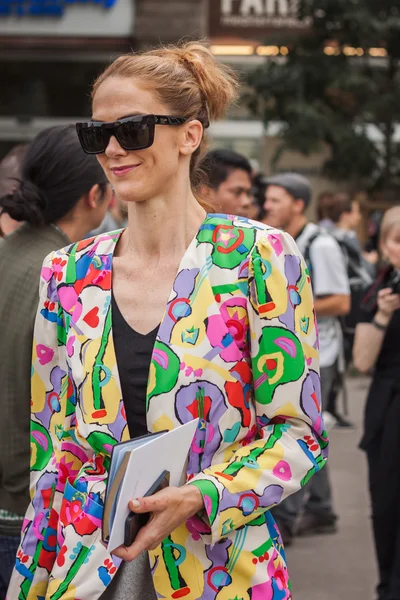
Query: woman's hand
xmin=376 ymin=288 xmax=400 ymax=323
xmin=113 ymin=485 xmax=204 ymax=562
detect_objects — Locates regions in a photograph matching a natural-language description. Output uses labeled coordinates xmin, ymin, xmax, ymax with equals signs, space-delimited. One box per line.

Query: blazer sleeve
xmin=189 ymin=230 xmax=328 ymax=546
xmin=8 ymin=252 xmax=77 ymax=597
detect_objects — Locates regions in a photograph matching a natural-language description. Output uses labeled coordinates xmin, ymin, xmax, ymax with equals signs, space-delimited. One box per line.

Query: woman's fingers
xmin=113 ymin=487 xmax=204 ymax=562
xmin=113 ymin=517 xmax=165 ymax=561
xmin=129 ymin=488 xmax=170 ymax=514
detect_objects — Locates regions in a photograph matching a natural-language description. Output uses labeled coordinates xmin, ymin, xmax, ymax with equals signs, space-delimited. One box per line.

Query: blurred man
xmin=324 ymin=193 xmax=375 ymax=369
xmin=264 ymin=173 xmax=351 ymax=542
xmin=200 ymin=149 xmax=253 ymax=217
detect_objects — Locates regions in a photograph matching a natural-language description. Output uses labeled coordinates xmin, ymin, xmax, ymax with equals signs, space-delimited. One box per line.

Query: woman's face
xmin=92 ymin=78 xmax=190 ymax=205
xmin=382 ymin=226 xmax=400 ymax=269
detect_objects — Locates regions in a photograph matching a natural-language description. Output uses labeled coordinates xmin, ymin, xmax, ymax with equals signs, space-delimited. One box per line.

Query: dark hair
xmin=252 ymin=172 xmax=267 ymax=214
xmin=0 ymin=125 xmax=108 ymax=226
xmin=320 ymin=192 xmax=354 ymax=223
xmin=200 ymin=149 xmax=252 ymax=190
xmin=0 ymin=144 xmax=28 ymax=199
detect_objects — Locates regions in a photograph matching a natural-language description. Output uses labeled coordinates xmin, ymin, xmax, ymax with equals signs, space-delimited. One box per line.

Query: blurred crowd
xmin=0 ymin=138 xmax=399 ymax=600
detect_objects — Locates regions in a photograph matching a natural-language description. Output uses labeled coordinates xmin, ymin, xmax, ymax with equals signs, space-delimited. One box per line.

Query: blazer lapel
xmin=65 ymin=231 xmax=129 ymax=446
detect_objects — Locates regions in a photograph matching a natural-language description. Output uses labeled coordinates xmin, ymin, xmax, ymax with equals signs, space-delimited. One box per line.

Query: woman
xmin=0 ymin=144 xmax=28 ymax=237
xmin=0 ymin=126 xmax=111 ymax=598
xmin=354 ymin=206 xmax=400 ymax=600
xmin=8 ymin=43 xmax=327 ymax=600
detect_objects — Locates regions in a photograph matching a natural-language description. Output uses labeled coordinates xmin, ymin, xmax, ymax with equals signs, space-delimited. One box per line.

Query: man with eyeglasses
xmin=200 ymin=149 xmax=255 ymax=218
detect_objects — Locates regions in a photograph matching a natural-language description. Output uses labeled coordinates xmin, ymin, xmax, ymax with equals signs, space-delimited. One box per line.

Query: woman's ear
xmin=85 ymin=184 xmax=101 ymax=210
xmin=180 ymin=120 xmax=204 ymax=157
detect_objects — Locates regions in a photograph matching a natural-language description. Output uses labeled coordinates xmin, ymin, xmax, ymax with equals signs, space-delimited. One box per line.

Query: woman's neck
xmin=120 ymin=185 xmax=206 ymax=260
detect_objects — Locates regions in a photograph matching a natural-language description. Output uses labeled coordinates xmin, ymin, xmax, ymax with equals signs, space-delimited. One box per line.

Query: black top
xmin=359 ymin=268 xmax=400 ymax=376
xmin=112 ymin=295 xmax=159 ymax=439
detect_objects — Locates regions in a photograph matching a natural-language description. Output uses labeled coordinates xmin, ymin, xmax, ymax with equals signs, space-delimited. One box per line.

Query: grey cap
xmin=264 ymin=172 xmax=312 ymax=207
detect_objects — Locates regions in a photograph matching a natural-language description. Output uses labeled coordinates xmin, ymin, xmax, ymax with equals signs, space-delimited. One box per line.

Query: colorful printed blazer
xmin=8 ymin=214 xmax=327 ymax=600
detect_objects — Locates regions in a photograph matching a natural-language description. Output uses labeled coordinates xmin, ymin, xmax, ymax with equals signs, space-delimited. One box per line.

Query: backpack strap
xmin=302 ymin=228 xmax=323 ymax=284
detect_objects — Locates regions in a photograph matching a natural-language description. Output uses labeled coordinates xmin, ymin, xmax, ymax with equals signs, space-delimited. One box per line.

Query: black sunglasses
xmin=76 ymin=114 xmax=188 ymax=155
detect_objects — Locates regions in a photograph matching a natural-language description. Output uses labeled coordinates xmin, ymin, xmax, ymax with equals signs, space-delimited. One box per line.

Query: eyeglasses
xmin=76 ymin=114 xmax=188 ymax=155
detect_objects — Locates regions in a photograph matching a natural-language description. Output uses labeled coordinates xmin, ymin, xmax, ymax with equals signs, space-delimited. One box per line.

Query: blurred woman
xmin=8 ymin=43 xmax=326 ymax=600
xmin=0 ymin=144 xmax=28 ymax=237
xmin=354 ymin=206 xmax=400 ymax=600
xmin=0 ymin=125 xmax=111 ymax=599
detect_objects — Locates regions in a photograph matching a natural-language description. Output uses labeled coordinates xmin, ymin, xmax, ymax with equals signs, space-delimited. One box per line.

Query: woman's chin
xmin=114 ymin=184 xmax=148 ymax=205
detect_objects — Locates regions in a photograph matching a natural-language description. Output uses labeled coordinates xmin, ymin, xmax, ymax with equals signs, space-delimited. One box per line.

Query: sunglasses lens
xmin=79 ymin=126 xmax=108 ymax=154
xmin=117 ymin=120 xmax=151 ymax=150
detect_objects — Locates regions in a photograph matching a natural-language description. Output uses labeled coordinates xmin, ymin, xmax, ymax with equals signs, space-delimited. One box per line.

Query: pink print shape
xmin=272 ymin=460 xmax=292 ymax=482
xmin=203 ymin=494 xmax=212 ymax=518
xmin=36 ymin=344 xmax=54 ymax=366
xmin=268 ymin=233 xmax=284 ymax=257
xmin=41 ymin=266 xmax=53 ymax=283
xmin=58 ymin=287 xmax=82 ymax=321
xmin=206 ymin=314 xmax=242 ymax=362
xmin=186 ymin=517 xmax=201 ymax=541
xmin=66 ymin=336 xmax=76 ymax=358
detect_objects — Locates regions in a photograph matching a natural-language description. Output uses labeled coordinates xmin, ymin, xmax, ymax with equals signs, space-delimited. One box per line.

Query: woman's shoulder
xmin=41 ymin=229 xmax=123 ymax=286
xmin=203 ymin=213 xmax=296 ymax=255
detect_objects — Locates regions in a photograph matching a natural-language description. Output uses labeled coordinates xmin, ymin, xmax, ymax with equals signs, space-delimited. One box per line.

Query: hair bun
xmin=0 ymin=180 xmax=47 ymax=226
xmin=171 ymin=42 xmax=239 ymax=124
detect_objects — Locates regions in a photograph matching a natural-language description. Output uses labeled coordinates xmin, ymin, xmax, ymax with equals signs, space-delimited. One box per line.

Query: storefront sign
xmin=209 ymin=0 xmax=311 ymax=38
xmin=0 ymin=0 xmax=133 ymax=36
xmin=0 ymin=0 xmax=116 ymax=17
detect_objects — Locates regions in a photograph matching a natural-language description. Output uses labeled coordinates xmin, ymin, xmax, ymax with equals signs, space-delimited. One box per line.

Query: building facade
xmin=0 ymin=0 xmax=135 ymax=156
xmin=0 ymin=0 xmax=360 ymax=213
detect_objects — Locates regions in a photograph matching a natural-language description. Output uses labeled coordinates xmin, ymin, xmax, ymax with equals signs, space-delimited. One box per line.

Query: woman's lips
xmin=111 ymin=165 xmax=139 ymax=177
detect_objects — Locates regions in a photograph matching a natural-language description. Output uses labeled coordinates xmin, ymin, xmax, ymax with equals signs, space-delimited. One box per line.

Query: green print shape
xmin=65 ymin=244 xmax=78 ymax=284
xmin=92 ymin=306 xmax=112 ymax=411
xmin=221 ymin=423 xmax=285 ymax=479
xmin=49 ymin=544 xmax=93 ymax=600
xmin=31 ymin=421 xmax=54 ymax=472
xmin=252 ymin=537 xmax=274 ymax=557
xmin=161 ymin=536 xmax=188 ymax=594
xmin=301 ymin=455 xmax=326 ymax=487
xmin=251 ymin=249 xmax=273 ymax=308
xmin=19 ymin=526 xmax=46 ymax=600
xmin=191 ymin=479 xmax=219 ymax=526
xmin=253 ymin=327 xmax=305 ymax=405
xmin=57 ymin=304 xmax=67 ymax=347
xmin=147 ymin=341 xmax=180 ymax=403
xmin=197 ymin=217 xmax=255 ymax=270
xmin=87 ymin=430 xmax=117 ymax=459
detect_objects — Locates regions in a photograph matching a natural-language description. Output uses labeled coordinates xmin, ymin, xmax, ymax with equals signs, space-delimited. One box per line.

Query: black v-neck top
xmin=111 ymin=295 xmax=159 ymax=439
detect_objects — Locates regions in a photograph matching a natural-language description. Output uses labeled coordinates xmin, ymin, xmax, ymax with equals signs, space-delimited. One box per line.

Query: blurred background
xmin=1 ymin=0 xmax=399 ymax=236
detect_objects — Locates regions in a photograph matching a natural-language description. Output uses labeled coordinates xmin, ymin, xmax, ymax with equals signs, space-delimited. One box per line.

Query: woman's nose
xmin=105 ymin=135 xmax=128 ymax=158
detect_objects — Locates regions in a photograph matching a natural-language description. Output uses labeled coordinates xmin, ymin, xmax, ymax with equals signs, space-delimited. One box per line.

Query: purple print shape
xmin=279 ymin=254 xmax=301 ymax=331
xmin=300 ymin=370 xmax=322 ymax=433
xmin=158 ymin=268 xmax=199 ymax=342
xmin=107 ymin=400 xmax=128 ymax=442
xmin=175 ymin=381 xmax=227 ymax=472
xmin=21 ymin=471 xmax=56 ymax=556
xmin=37 ymin=366 xmax=64 ymax=429
xmin=220 ymin=484 xmax=284 ymax=514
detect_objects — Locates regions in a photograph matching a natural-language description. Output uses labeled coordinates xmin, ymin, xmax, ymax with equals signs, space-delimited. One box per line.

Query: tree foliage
xmin=247 ymin=0 xmax=400 ymax=194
